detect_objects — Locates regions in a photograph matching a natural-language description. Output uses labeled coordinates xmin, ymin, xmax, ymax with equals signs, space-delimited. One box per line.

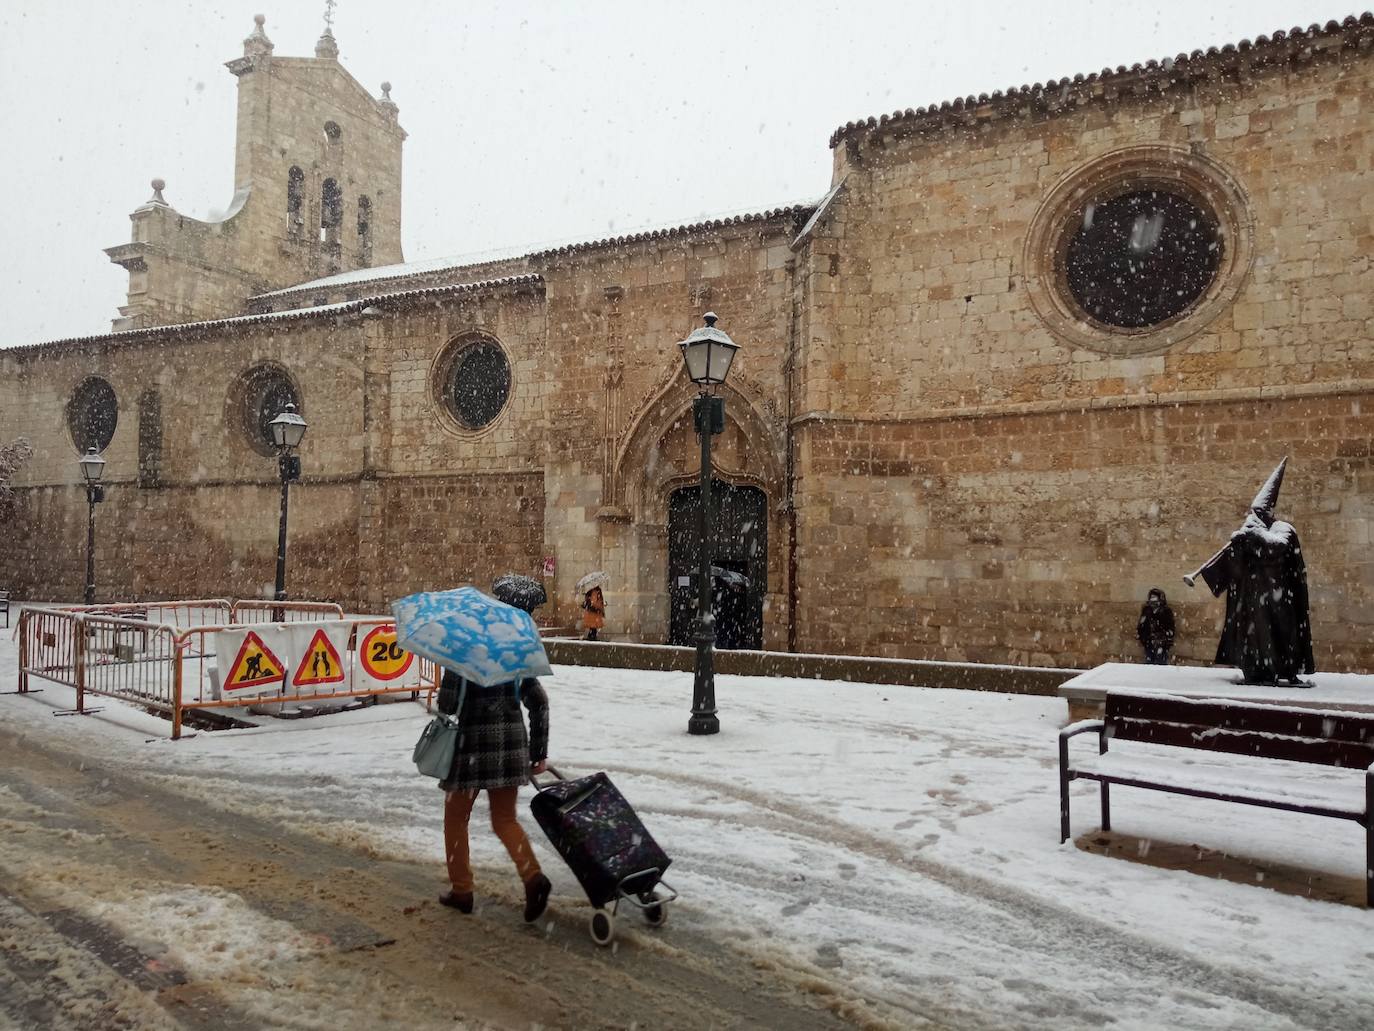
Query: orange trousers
xmin=444 ymin=786 xmax=542 ymax=893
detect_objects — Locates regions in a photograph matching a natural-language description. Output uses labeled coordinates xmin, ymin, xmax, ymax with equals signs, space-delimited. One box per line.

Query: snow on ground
xmin=3 ymin=626 xmax=1373 ymax=1029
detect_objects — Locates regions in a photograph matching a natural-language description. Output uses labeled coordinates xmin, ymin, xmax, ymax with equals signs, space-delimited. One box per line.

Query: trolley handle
xmin=531 ymin=765 xmax=605 ymax=816
xmin=530 ymin=764 xmax=567 ymax=792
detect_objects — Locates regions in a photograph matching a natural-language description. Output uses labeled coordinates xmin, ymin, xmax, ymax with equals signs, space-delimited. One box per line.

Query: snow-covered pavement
xmin=3 ymin=627 xmax=1372 ymax=1029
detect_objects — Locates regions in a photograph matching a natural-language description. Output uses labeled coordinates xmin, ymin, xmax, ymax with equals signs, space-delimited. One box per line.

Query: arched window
xmin=324 ymin=120 xmax=342 ymax=142
xmin=286 ymin=166 xmax=305 ymax=235
xmin=357 ymin=195 xmax=372 ymax=263
xmin=137 ymin=389 xmax=161 ymax=488
xmin=321 ymin=178 xmax=342 ymax=246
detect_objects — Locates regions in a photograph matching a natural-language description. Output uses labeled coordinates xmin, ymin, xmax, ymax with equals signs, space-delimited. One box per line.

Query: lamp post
xmin=78 ymin=447 xmax=106 ymax=605
xmin=677 ymin=312 xmax=739 ymax=736
xmin=268 ymin=402 xmax=307 ymax=613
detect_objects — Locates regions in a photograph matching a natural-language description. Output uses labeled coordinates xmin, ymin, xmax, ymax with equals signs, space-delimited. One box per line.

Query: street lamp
xmin=78 ymin=447 xmax=106 ymax=605
xmin=678 ymin=312 xmax=739 ymax=736
xmin=268 ymin=402 xmax=307 ymax=610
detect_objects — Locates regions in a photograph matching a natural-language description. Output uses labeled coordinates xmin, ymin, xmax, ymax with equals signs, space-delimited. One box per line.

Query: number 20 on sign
xmin=359 ymin=624 xmax=414 ymax=681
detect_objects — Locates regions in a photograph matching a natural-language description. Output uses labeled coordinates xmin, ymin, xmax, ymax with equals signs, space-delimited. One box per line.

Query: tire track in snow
xmin=601 ymin=760 xmax=1369 ymax=1030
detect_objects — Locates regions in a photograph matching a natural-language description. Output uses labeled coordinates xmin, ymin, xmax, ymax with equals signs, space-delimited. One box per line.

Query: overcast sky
xmin=0 ymin=0 xmax=1345 ymax=346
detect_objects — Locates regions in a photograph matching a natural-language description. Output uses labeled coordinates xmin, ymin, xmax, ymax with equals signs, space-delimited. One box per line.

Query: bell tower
xmin=104 ymin=14 xmax=406 ymax=330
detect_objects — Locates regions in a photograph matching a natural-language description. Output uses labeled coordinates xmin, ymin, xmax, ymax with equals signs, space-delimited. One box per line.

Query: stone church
xmin=3 ymin=14 xmax=1373 ymax=670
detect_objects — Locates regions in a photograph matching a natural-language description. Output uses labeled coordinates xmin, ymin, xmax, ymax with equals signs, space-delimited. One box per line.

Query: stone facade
xmin=3 ymin=16 xmax=1373 ymax=671
xmin=105 ymin=17 xmax=405 ymax=331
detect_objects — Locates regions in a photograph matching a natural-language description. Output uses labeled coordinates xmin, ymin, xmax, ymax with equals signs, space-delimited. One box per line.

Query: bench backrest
xmin=1105 ymin=692 xmax=1374 ymax=770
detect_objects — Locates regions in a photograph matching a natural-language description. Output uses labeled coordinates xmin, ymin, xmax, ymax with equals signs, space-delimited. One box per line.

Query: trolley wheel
xmin=589 ymin=907 xmax=616 ymax=947
xmin=639 ymin=892 xmax=667 ymax=926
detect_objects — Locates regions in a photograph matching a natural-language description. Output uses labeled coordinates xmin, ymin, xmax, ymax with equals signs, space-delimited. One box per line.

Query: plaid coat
xmin=436 ymin=671 xmax=548 ymax=792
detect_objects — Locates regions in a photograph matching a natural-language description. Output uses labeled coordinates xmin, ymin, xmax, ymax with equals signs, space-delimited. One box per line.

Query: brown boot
xmin=523 ymin=873 xmax=551 ymax=923
xmin=439 ymin=890 xmax=474 ymax=914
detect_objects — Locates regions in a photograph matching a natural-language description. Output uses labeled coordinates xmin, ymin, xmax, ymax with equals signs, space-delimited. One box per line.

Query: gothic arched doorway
xmin=667 ymin=483 xmax=766 ymax=649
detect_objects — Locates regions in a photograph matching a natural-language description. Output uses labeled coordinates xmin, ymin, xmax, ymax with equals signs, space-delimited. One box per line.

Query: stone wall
xmin=2 ymin=481 xmax=360 ymax=606
xmin=793 ymin=37 xmax=1374 ymax=669
xmin=0 ymin=316 xmax=369 ymax=605
xmin=793 ymin=393 xmax=1374 ymax=670
xmin=813 ymin=49 xmax=1374 ymax=418
xmin=361 ymin=474 xmax=545 ymax=610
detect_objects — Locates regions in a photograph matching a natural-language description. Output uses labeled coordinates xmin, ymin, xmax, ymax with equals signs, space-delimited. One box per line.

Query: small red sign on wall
xmin=541 ymin=556 xmax=556 ymax=579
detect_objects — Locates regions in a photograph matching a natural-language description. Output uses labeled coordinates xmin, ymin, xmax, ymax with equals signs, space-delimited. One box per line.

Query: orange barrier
xmin=15 ymin=605 xmax=435 ymax=740
xmin=59 ymin=599 xmax=233 ymax=628
xmin=230 ymin=599 xmax=344 ymax=623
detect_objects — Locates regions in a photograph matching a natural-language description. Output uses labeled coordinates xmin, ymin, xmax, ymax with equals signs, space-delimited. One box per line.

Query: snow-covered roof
xmin=8 ymin=276 xmax=542 ymax=354
xmin=254 ymin=202 xmax=816 ymax=303
xmin=254 ymin=251 xmax=522 ymax=298
xmin=829 ymin=13 xmax=1374 ymax=149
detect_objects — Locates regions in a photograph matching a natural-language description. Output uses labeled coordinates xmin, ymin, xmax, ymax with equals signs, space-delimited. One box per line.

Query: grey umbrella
xmin=492 ymin=574 xmax=547 ymax=614
xmin=711 ymin=566 xmax=748 ymax=589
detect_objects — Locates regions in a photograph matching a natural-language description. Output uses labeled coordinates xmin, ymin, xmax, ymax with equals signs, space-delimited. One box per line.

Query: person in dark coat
xmin=1184 ymin=457 xmax=1315 ymax=685
xmin=1136 ymin=587 xmax=1175 ymax=665
xmin=436 ymin=670 xmax=550 ymax=920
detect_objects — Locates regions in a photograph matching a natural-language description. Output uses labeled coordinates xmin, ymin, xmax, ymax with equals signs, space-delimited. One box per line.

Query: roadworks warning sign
xmin=290 ymin=624 xmax=349 ymax=690
xmin=221 ymin=630 xmax=286 ymax=693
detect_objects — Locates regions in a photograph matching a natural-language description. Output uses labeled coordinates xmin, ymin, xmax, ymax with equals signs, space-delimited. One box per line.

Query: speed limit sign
xmin=359 ymin=625 xmax=415 ymax=682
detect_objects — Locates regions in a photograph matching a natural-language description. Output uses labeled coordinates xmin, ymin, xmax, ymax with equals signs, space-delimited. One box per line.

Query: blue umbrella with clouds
xmin=391 ymin=587 xmax=552 ymax=687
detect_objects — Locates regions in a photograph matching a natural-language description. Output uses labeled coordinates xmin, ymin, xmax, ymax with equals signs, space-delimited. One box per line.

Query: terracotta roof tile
xmin=829 ymin=13 xmax=1374 ymax=148
xmin=8 ymin=276 xmax=543 ymax=355
xmin=524 ymin=205 xmax=815 ymax=262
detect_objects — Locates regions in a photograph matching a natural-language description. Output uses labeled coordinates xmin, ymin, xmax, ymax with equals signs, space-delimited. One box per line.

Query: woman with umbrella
xmin=395 ymin=578 xmax=552 ymax=922
xmin=576 ymin=571 xmax=608 ymax=641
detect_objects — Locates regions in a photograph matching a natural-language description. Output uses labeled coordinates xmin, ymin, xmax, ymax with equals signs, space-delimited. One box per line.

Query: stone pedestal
xmin=1058 ymin=662 xmax=1374 ymax=721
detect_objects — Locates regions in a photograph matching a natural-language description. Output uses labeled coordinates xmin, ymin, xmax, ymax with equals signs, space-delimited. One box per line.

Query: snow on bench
xmin=1058 ymin=690 xmax=1374 ymax=906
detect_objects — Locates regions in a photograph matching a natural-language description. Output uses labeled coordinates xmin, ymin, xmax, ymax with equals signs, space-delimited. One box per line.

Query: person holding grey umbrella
xmin=493 ymin=573 xmax=547 ymax=614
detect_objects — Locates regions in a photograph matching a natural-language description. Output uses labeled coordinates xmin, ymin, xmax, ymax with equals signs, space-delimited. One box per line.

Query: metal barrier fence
xmin=58 ymin=599 xmax=233 ymax=629
xmin=15 ymin=605 xmax=434 ymax=740
xmin=230 ymin=600 xmax=344 ymax=623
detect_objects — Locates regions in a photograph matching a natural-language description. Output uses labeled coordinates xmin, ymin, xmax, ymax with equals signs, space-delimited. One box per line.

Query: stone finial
xmin=379 ymin=80 xmax=399 ymax=118
xmin=315 ymin=27 xmax=339 ymax=60
xmin=146 ymin=178 xmax=169 ymax=207
xmin=244 ymin=13 xmax=274 ymax=57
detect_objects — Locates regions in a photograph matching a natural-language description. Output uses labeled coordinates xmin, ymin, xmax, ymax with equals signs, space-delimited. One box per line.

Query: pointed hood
xmin=1250 ymin=457 xmax=1288 ymax=519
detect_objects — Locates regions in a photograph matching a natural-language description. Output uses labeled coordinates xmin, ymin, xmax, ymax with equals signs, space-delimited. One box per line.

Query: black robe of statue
xmin=1198 ymin=513 xmax=1315 ymax=683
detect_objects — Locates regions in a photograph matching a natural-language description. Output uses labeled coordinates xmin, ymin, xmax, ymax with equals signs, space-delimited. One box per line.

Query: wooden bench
xmin=1059 ymin=691 xmax=1374 ymax=906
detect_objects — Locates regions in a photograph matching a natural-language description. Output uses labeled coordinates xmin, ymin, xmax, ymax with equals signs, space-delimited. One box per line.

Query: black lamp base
xmin=688 ymin=712 xmax=720 ymax=735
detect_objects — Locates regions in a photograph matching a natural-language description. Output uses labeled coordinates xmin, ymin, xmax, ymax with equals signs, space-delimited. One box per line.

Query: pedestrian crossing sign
xmin=224 ymin=631 xmax=286 ymax=691
xmin=292 ymin=627 xmax=346 ymax=687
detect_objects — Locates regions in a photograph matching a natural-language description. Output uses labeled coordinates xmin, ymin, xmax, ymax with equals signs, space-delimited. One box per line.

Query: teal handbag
xmin=413 ymin=680 xmax=465 ymax=779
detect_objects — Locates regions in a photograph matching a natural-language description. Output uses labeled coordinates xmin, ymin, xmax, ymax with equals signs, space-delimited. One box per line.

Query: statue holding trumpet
xmin=1183 ymin=457 xmax=1315 ymax=686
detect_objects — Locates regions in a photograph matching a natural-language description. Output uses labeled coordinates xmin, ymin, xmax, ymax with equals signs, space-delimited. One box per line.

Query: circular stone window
xmin=1064 ymin=190 xmax=1222 ymax=329
xmin=1023 ymin=146 xmax=1253 ymax=356
xmin=231 ymin=364 xmax=301 ymax=456
xmin=67 ymin=377 xmax=118 ymax=453
xmin=437 ymin=337 xmax=512 ymax=431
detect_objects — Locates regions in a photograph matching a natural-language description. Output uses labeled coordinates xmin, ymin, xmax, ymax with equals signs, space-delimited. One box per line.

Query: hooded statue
xmin=1183 ymin=457 xmax=1315 ymax=684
